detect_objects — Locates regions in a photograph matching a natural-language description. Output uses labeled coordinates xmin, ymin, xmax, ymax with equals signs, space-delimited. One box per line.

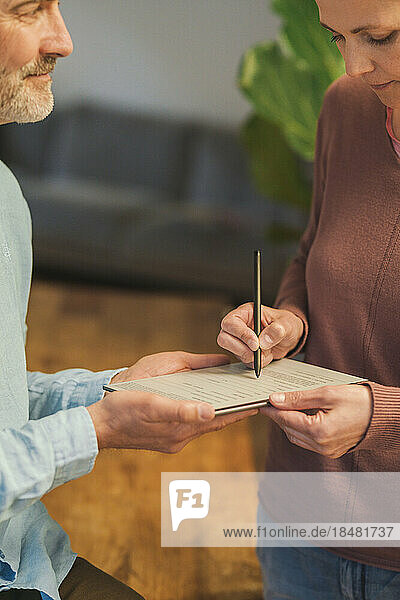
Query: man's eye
xmin=17 ymin=3 xmax=42 ymax=16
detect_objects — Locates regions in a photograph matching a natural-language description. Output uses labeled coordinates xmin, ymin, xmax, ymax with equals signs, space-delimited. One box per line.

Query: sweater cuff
xmin=353 ymin=382 xmax=400 ymax=452
xmin=274 ymin=302 xmax=309 ymax=358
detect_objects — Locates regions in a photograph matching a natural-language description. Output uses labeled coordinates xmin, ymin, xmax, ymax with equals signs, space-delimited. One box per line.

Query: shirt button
xmin=0 ymin=551 xmax=5 ymax=559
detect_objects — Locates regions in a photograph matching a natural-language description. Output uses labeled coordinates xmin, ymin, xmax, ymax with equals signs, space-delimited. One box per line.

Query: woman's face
xmin=316 ymin=0 xmax=400 ymax=108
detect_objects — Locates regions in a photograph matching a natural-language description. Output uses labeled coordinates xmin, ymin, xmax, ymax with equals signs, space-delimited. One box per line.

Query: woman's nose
xmin=344 ymin=41 xmax=375 ymax=79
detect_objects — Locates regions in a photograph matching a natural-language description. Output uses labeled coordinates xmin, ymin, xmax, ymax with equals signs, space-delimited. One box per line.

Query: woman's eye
xmin=330 ymin=31 xmax=398 ymax=47
xmin=367 ymin=32 xmax=397 ymax=46
xmin=330 ymin=34 xmax=343 ymax=44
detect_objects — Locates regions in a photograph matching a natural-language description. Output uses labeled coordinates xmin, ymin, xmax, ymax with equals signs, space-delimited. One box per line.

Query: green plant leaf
xmin=241 ymin=113 xmax=312 ymax=212
xmin=239 ymin=42 xmax=326 ymax=160
xmin=238 ymin=0 xmax=343 ymax=221
xmin=238 ymin=0 xmax=345 ymax=162
xmin=272 ymin=0 xmax=344 ymax=83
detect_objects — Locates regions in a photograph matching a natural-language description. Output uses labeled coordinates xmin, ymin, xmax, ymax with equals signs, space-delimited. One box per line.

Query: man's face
xmin=0 ymin=0 xmax=73 ymax=124
xmin=316 ymin=0 xmax=400 ymax=108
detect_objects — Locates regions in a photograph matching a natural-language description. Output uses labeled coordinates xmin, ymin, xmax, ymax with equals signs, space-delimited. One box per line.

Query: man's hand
xmin=108 ymin=351 xmax=229 ymax=385
xmin=217 ymin=303 xmax=304 ymax=368
xmin=263 ymin=384 xmax=373 ymax=459
xmin=87 ymin=351 xmax=258 ymax=453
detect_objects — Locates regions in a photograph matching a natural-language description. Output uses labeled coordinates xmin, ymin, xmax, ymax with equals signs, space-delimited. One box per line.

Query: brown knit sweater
xmin=265 ymin=74 xmax=400 ymax=570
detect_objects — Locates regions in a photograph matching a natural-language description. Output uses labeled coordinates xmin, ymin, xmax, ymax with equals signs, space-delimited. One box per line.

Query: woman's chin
xmin=371 ymin=82 xmax=400 ymax=108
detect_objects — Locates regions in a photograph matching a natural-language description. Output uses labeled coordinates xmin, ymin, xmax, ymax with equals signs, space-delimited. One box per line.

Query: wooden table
xmin=26 ymin=281 xmax=268 ymax=599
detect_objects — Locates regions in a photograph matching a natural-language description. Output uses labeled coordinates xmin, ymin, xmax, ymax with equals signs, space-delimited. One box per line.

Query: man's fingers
xmin=144 ymin=394 xmax=215 ymax=423
xmin=213 ymin=408 xmax=259 ymax=427
xmin=175 ymin=409 xmax=258 ymax=450
xmin=268 ymin=386 xmax=337 ymax=411
xmin=129 ymin=351 xmax=229 ymax=381
xmin=181 ymin=352 xmax=230 ymax=370
xmin=191 ymin=408 xmax=259 ymax=436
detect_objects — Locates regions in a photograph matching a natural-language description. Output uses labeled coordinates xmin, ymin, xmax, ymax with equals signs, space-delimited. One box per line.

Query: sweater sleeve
xmin=351 ymin=382 xmax=400 ymax=452
xmin=273 ymin=92 xmax=330 ymax=358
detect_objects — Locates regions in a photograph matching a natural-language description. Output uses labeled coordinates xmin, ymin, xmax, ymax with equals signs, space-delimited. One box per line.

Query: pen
xmin=254 ymin=250 xmax=262 ymax=378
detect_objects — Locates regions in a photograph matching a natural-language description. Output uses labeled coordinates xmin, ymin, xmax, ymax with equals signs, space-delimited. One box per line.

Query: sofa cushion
xmin=18 ymin=172 xmax=296 ymax=300
xmin=184 ymin=125 xmax=306 ymax=235
xmin=184 ymin=126 xmax=260 ymax=207
xmin=44 ymin=105 xmax=192 ymax=197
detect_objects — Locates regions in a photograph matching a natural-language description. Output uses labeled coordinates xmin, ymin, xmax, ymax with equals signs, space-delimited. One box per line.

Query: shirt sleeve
xmin=273 ymin=92 xmax=330 ymax=358
xmin=0 ymin=405 xmax=98 ymax=524
xmin=27 ymin=367 xmax=127 ymax=420
xmin=0 ymin=367 xmax=127 ymax=525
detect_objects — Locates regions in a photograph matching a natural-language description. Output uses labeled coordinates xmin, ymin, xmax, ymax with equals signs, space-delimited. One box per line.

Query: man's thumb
xmin=161 ymin=397 xmax=215 ymax=423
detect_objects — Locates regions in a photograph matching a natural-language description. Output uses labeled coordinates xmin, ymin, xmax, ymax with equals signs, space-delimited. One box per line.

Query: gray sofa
xmin=0 ymin=105 xmax=306 ymax=302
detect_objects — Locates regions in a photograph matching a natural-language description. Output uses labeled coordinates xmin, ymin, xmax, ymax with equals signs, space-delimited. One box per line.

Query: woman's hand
xmin=263 ymin=384 xmax=373 ymax=458
xmin=217 ymin=302 xmax=304 ymax=367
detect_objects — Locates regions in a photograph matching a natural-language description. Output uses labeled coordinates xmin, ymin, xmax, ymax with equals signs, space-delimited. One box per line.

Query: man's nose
xmin=344 ymin=41 xmax=374 ymax=79
xmin=39 ymin=10 xmax=74 ymax=59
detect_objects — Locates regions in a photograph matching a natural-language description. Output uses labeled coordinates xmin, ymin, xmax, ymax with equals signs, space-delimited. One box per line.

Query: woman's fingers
xmin=220 ymin=308 xmax=259 ymax=351
xmin=218 ymin=330 xmax=275 ymax=367
xmin=259 ymin=320 xmax=287 ymax=350
xmin=218 ymin=303 xmax=302 ymax=366
xmin=217 ymin=330 xmax=254 ymax=363
xmin=244 ymin=351 xmax=274 ymax=370
xmin=219 ymin=303 xmax=276 ymax=353
xmin=283 ymin=425 xmax=320 ymax=452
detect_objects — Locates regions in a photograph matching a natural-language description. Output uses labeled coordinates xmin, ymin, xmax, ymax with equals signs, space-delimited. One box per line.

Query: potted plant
xmin=239 ymin=0 xmax=344 ymax=242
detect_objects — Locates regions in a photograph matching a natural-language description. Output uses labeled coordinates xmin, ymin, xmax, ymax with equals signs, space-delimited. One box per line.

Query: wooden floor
xmin=26 ymin=280 xmax=269 ymax=600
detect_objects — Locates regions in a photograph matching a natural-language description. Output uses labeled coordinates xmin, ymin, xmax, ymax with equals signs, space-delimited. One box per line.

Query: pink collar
xmin=386 ymin=107 xmax=400 ymax=157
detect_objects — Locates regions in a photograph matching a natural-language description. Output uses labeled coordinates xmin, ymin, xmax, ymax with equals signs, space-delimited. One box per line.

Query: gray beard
xmin=0 ymin=57 xmax=56 ymax=124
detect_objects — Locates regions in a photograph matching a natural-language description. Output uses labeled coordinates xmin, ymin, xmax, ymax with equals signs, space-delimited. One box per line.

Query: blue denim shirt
xmin=3 ymin=369 xmax=124 ymax=600
xmin=0 ymin=161 xmax=125 ymax=599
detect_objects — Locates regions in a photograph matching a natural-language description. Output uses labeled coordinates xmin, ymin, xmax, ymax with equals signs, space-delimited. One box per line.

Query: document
xmin=103 ymin=359 xmax=367 ymax=415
